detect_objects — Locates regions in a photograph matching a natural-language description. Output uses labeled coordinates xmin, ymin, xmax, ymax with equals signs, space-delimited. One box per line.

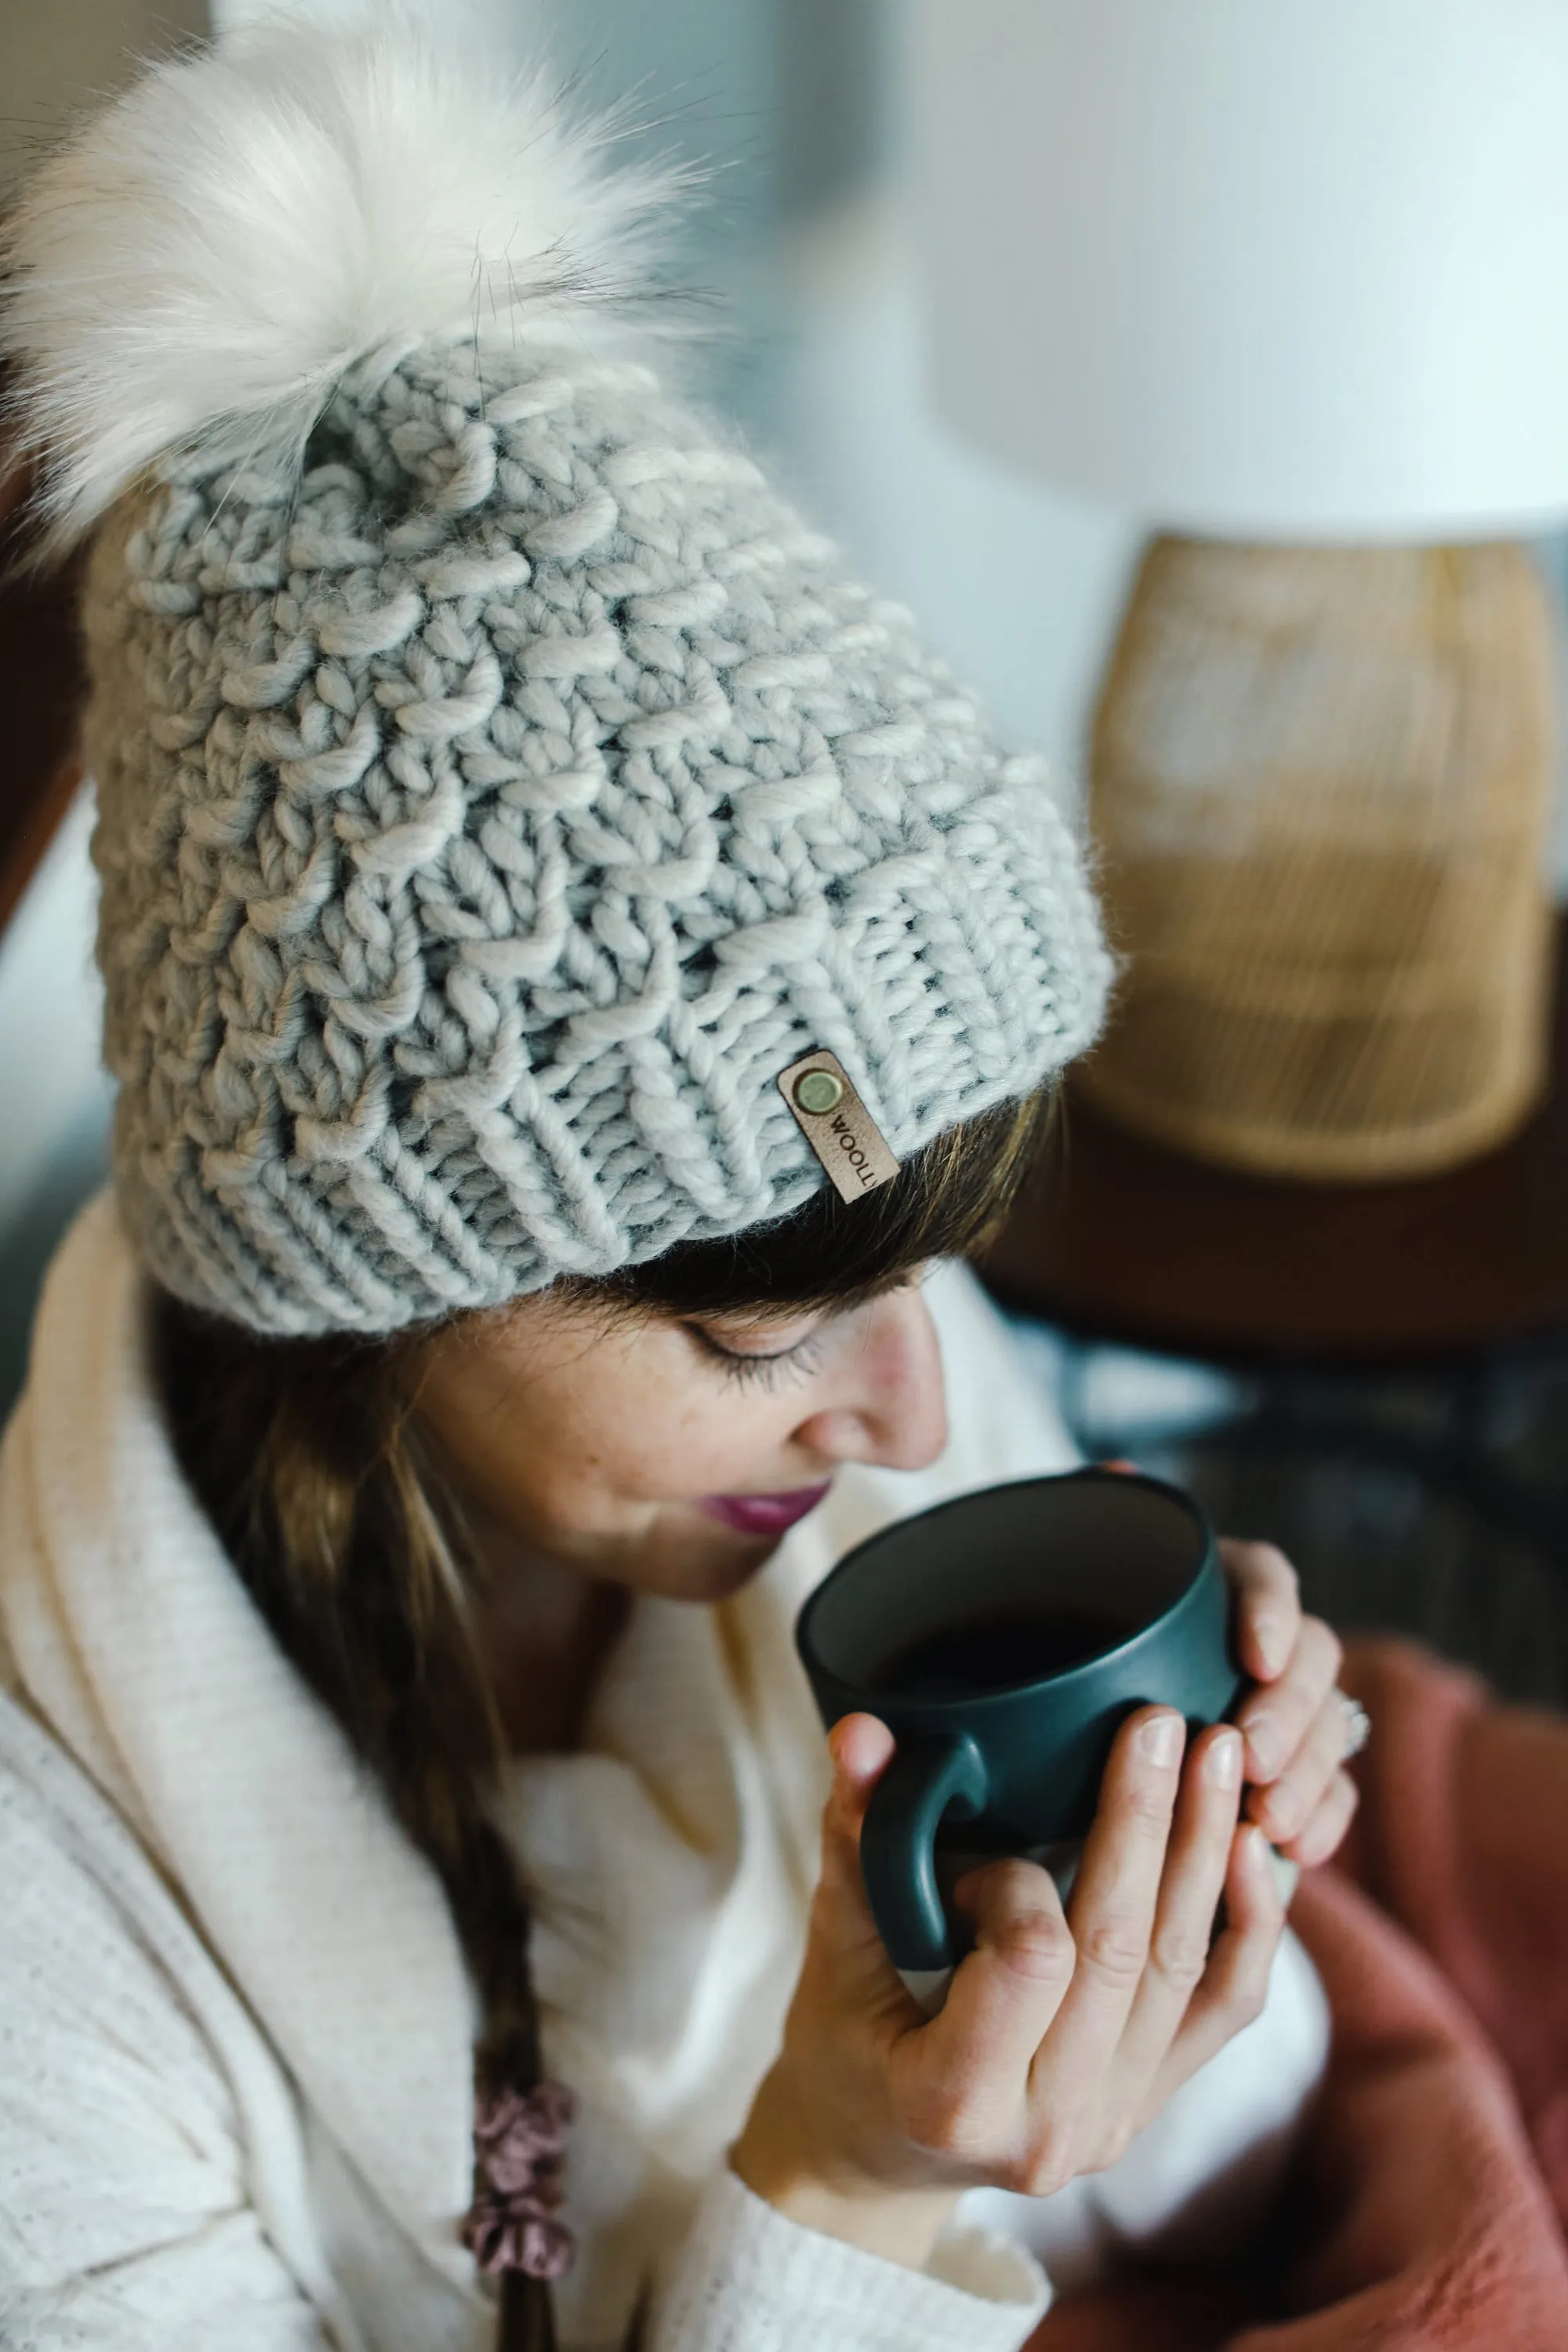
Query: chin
xmin=646 ymin=1518 xmax=780 ymax=1604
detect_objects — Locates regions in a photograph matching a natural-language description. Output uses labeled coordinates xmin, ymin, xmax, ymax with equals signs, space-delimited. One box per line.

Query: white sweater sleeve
xmin=0 ymin=1737 xmax=334 ymax=2352
xmin=647 ymin=2169 xmax=1050 ymax=2352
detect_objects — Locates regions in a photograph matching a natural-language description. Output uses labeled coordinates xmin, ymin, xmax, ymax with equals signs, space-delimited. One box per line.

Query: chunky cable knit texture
xmin=20 ymin=31 xmax=1110 ymax=1335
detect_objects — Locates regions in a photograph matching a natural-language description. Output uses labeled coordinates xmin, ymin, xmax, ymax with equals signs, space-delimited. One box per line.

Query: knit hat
xmin=0 ymin=20 xmax=1110 ymax=1338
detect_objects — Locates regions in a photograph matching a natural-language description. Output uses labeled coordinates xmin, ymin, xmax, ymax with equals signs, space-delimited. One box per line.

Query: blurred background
xmin=4 ymin=0 xmax=1566 ymax=1698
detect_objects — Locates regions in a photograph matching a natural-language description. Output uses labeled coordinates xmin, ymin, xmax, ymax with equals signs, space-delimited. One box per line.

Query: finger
xmin=1114 ymin=1723 xmax=1244 ymax=2091
xmin=807 ymin=1716 xmax=936 ymax=2032
xmin=1235 ymin=1613 xmax=1343 ymax=1786
xmin=1139 ymin=1822 xmax=1286 ymax=2118
xmin=1246 ymin=1678 xmax=1352 ymax=1843
xmin=822 ymin=1713 xmax=895 ymax=1860
xmin=1040 ymin=1708 xmax=1186 ymax=2086
xmin=811 ymin=1715 xmax=898 ymax=1944
xmin=1221 ymin=1539 xmax=1301 ymax=1685
xmin=1277 ymin=1766 xmax=1359 ymax=1872
xmin=916 ymin=1857 xmax=1076 ymax=2092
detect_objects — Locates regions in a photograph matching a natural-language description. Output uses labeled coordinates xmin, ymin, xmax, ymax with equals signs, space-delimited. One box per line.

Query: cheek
xmin=539 ymin=1376 xmax=793 ymax=1512
xmin=456 ymin=1349 xmax=801 ymax=1533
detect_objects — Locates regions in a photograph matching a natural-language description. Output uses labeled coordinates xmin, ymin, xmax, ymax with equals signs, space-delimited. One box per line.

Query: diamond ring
xmin=1336 ymin=1690 xmax=1371 ymax=1762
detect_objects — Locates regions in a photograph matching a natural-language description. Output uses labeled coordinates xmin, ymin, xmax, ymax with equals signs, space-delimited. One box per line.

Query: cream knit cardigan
xmin=0 ymin=1196 xmax=1327 ymax=2352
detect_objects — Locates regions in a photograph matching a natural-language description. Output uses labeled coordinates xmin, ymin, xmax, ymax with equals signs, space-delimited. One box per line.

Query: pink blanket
xmin=1030 ymin=1640 xmax=1568 ymax=2351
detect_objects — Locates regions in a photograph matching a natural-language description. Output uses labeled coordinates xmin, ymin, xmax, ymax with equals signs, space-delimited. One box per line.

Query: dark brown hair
xmin=152 ymin=1093 xmax=1050 ymax=2351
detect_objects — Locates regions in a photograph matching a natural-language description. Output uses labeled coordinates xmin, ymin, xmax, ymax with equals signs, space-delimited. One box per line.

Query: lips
xmin=701 ymin=1482 xmax=833 ymax=1537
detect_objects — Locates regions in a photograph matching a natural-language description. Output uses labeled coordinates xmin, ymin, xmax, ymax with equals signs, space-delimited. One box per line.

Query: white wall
xmin=775 ymin=189 xmax=1140 ymax=789
xmin=0 ymin=796 xmax=110 ymax=1247
xmin=0 ymin=0 xmax=206 ymax=203
xmin=0 ymin=798 xmax=114 ymax=1408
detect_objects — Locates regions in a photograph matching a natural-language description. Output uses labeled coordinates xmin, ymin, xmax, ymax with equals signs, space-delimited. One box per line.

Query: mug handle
xmin=861 ymin=1731 xmax=989 ymax=1973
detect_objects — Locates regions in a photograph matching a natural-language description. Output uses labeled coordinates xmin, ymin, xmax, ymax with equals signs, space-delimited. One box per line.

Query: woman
xmin=0 ymin=22 xmax=1356 ymax=2352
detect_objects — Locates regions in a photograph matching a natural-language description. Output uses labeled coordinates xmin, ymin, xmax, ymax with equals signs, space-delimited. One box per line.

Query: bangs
xmin=595 ymin=1091 xmax=1054 ymax=1321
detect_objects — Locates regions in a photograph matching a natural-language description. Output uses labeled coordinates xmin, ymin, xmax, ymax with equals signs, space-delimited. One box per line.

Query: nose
xmin=793 ymin=1288 xmax=949 ymax=1473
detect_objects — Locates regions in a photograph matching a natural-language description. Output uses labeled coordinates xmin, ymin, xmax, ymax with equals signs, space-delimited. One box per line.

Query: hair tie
xmin=463 ymin=2081 xmax=577 ymax=2282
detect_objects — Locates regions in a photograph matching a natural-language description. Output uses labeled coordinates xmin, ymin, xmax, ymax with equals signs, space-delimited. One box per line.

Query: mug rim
xmin=796 ymin=1465 xmax=1218 ymax=1711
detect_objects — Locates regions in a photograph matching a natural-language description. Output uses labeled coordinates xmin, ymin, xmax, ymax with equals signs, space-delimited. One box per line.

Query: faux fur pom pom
xmin=0 ymin=16 xmax=690 ymax=550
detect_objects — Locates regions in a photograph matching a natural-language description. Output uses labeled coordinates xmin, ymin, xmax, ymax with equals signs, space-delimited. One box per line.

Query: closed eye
xmin=685 ymin=1323 xmax=828 ymax=1388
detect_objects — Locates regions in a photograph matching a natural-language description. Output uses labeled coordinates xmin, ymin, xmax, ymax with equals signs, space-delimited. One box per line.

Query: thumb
xmin=810 ymin=1713 xmax=901 ymax=1967
xmin=819 ymin=1712 xmax=895 ymax=1891
xmin=813 ymin=1719 xmax=942 ymax=2032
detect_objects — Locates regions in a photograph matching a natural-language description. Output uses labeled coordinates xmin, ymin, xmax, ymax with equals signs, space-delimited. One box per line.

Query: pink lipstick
xmin=701 ymin=1482 xmax=833 ymax=1537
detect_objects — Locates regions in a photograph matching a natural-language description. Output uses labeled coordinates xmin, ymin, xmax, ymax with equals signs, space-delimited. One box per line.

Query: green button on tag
xmin=777 ymin=1047 xmax=900 ymax=1203
xmin=793 ymin=1067 xmax=845 ymax=1116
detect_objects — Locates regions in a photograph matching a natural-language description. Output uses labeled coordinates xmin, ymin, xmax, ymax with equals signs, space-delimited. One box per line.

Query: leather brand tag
xmin=777 ymin=1047 xmax=901 ymax=1203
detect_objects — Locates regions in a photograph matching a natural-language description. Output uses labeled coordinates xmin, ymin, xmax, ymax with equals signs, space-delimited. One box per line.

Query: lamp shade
xmin=909 ymin=0 xmax=1568 ymax=538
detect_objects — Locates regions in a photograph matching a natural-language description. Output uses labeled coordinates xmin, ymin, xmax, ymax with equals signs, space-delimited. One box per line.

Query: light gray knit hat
xmin=1 ymin=20 xmax=1110 ymax=1337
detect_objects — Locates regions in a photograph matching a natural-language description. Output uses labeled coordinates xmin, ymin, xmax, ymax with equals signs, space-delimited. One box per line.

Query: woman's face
xmin=410 ymin=1279 xmax=949 ymax=1603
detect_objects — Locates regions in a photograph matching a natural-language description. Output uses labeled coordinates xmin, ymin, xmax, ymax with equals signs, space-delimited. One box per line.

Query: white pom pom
xmin=0 ymin=15 xmax=692 ymax=550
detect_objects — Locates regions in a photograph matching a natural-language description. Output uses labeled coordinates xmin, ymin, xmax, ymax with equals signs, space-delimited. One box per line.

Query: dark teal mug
xmin=795 ymin=1468 xmax=1242 ymax=1972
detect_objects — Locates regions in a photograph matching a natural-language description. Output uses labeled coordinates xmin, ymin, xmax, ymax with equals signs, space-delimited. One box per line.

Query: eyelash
xmin=688 ymin=1326 xmax=827 ymax=1389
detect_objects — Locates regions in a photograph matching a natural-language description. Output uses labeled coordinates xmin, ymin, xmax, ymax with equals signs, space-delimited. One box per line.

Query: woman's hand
xmin=1221 ymin=1538 xmax=1359 ymax=1871
xmin=731 ymin=1702 xmax=1283 ymax=2270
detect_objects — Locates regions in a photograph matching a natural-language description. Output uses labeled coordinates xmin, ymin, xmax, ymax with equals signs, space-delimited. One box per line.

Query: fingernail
xmin=1244 ymin=1714 xmax=1283 ymax=1777
xmin=1138 ymin=1711 xmax=1184 ymax=1768
xmin=1253 ymin=1617 xmax=1290 ymax=1677
xmin=1207 ymin=1729 xmax=1243 ymax=1790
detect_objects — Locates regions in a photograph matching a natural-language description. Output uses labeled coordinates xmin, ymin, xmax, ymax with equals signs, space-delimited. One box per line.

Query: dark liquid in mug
xmin=870 ymin=1605 xmax=1138 ymax=1697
